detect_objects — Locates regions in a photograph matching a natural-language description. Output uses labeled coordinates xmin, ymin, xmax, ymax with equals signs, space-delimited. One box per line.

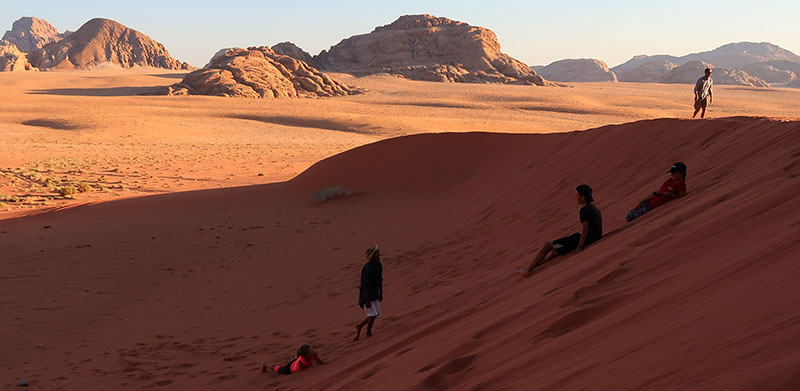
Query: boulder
xmin=313 ymin=14 xmax=553 ymax=86
xmin=169 ymin=46 xmax=353 ymax=98
xmin=537 ymin=58 xmax=617 ymax=82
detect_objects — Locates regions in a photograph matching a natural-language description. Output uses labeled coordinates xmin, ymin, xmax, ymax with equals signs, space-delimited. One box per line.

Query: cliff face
xmin=0 ymin=41 xmax=37 ymax=71
xmin=659 ymin=61 xmax=769 ymax=87
xmin=28 ymin=18 xmax=191 ymax=70
xmin=1 ymin=17 xmax=63 ymax=52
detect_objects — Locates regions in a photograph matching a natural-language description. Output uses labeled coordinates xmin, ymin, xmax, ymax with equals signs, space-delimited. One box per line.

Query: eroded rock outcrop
xmin=312 ymin=14 xmax=553 ymax=85
xmin=2 ymin=17 xmax=63 ymax=52
xmin=271 ymin=42 xmax=313 ymax=65
xmin=28 ymin=18 xmax=191 ymax=70
xmin=0 ymin=41 xmax=37 ymax=71
xmin=168 ymin=46 xmax=353 ymax=98
xmin=537 ymin=59 xmax=617 ymax=82
xmin=617 ymin=59 xmax=677 ymax=83
xmin=741 ymin=60 xmax=800 ymax=84
xmin=659 ymin=61 xmax=769 ymax=87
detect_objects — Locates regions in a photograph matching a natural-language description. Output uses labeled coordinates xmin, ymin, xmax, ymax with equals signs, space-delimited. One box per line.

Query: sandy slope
xmin=1 ymin=116 xmax=799 ymax=390
xmin=1 ymin=70 xmax=799 ymax=218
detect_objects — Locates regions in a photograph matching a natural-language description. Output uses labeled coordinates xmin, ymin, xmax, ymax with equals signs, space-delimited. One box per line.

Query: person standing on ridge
xmin=354 ymin=245 xmax=383 ymax=341
xmin=693 ymin=68 xmax=713 ymax=118
xmin=518 ymin=184 xmax=603 ymax=278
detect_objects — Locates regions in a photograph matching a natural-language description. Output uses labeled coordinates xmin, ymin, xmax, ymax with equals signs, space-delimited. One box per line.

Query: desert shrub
xmin=313 ymin=185 xmax=351 ymax=204
xmin=57 ymin=185 xmax=77 ymax=197
xmin=76 ymin=182 xmax=91 ymax=193
xmin=0 ymin=194 xmax=21 ymax=203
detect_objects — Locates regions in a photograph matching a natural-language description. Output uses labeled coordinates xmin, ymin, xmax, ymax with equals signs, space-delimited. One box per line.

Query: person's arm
xmin=709 ymin=87 xmax=712 ymax=103
xmin=313 ymin=350 xmax=326 ymax=365
xmin=574 ymin=221 xmax=589 ymax=253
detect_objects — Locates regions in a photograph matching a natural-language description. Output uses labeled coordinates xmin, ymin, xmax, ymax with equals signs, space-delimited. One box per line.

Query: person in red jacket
xmin=626 ymin=162 xmax=687 ymax=222
xmin=262 ymin=344 xmax=326 ymax=375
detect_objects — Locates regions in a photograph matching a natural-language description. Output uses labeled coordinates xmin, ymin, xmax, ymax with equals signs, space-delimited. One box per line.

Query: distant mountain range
xmin=1 ymin=16 xmax=190 ymax=71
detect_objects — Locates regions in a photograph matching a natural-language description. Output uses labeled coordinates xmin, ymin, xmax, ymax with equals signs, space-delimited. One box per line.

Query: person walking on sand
xmin=693 ymin=68 xmax=713 ymax=118
xmin=262 ymin=344 xmax=326 ymax=375
xmin=626 ymin=162 xmax=687 ymax=222
xmin=354 ymin=245 xmax=383 ymax=341
xmin=518 ymin=184 xmax=602 ymax=278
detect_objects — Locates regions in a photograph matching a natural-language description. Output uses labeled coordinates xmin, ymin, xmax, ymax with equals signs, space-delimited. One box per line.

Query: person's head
xmin=298 ymin=344 xmax=313 ymax=357
xmin=575 ymin=184 xmax=594 ymax=204
xmin=704 ymin=68 xmax=712 ymax=77
xmin=668 ymin=162 xmax=687 ymax=180
xmin=366 ymin=244 xmax=380 ymax=262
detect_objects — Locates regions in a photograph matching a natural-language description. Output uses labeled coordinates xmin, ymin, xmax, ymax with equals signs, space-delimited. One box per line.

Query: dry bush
xmin=57 ymin=185 xmax=77 ymax=197
xmin=313 ymin=185 xmax=351 ymax=204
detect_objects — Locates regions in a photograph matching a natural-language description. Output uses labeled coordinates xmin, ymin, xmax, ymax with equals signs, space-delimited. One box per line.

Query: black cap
xmin=576 ymin=184 xmax=594 ymax=203
xmin=668 ymin=162 xmax=687 ymax=174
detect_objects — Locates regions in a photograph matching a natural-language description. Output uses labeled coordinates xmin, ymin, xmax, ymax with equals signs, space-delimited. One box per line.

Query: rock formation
xmin=659 ymin=61 xmax=769 ymax=87
xmin=271 ymin=42 xmax=313 ymax=65
xmin=617 ymin=59 xmax=676 ymax=83
xmin=537 ymin=58 xmax=617 ymax=82
xmin=788 ymin=79 xmax=800 ymax=89
xmin=740 ymin=60 xmax=800 ymax=84
xmin=28 ymin=18 xmax=191 ymax=70
xmin=167 ymin=46 xmax=353 ymax=98
xmin=614 ymin=42 xmax=800 ymax=74
xmin=0 ymin=41 xmax=37 ymax=71
xmin=312 ymin=14 xmax=553 ymax=86
xmin=2 ymin=17 xmax=63 ymax=52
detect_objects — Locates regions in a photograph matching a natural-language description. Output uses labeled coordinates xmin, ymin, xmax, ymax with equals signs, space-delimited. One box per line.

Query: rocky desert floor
xmin=2 ymin=69 xmax=798 ymax=218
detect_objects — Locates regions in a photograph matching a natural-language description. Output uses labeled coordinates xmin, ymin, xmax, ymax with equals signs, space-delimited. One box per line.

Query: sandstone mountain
xmin=659 ymin=61 xmax=769 ymax=87
xmin=740 ymin=60 xmax=800 ymax=84
xmin=167 ymin=46 xmax=353 ymax=98
xmin=617 ymin=59 xmax=676 ymax=83
xmin=2 ymin=17 xmax=64 ymax=52
xmin=680 ymin=42 xmax=800 ymax=69
xmin=0 ymin=41 xmax=36 ymax=71
xmin=271 ymin=42 xmax=313 ymax=65
xmin=788 ymin=79 xmax=800 ymax=89
xmin=28 ymin=18 xmax=191 ymax=70
xmin=614 ymin=42 xmax=800 ymax=74
xmin=537 ymin=58 xmax=617 ymax=82
xmin=310 ymin=14 xmax=553 ymax=86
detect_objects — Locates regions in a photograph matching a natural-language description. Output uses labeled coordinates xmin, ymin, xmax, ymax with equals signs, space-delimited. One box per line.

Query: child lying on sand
xmin=262 ymin=344 xmax=326 ymax=375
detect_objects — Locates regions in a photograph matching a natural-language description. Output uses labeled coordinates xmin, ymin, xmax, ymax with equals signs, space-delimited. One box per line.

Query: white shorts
xmin=364 ymin=300 xmax=380 ymax=317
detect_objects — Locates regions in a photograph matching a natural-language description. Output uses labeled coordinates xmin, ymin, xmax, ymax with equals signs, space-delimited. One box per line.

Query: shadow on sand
xmin=27 ymin=86 xmax=167 ymax=97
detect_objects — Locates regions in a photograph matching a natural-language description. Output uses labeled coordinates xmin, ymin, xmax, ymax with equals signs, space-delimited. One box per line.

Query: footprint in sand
xmin=422 ymin=355 xmax=477 ymax=389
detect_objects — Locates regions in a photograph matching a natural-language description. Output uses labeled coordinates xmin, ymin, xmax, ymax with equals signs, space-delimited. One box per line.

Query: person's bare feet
xmin=517 ymin=267 xmax=532 ymax=278
xmin=353 ymin=324 xmax=363 ymax=341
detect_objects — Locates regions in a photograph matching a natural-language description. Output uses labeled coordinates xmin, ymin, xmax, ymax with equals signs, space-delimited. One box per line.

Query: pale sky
xmin=1 ymin=0 xmax=798 ymax=68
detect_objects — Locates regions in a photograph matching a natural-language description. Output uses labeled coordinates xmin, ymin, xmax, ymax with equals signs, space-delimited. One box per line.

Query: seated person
xmin=519 ymin=184 xmax=603 ymax=278
xmin=626 ymin=162 xmax=687 ymax=222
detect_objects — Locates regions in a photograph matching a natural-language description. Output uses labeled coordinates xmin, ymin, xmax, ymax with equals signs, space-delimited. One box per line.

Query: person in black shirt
xmin=354 ymin=245 xmax=383 ymax=341
xmin=519 ymin=184 xmax=603 ymax=278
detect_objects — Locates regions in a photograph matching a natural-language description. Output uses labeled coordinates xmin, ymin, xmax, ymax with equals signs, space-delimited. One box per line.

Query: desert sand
xmin=2 ymin=70 xmax=800 ymax=390
xmin=2 ymin=69 xmax=799 ymax=218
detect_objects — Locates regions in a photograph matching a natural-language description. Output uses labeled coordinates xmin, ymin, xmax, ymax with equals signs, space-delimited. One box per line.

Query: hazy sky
xmin=1 ymin=0 xmax=798 ymax=68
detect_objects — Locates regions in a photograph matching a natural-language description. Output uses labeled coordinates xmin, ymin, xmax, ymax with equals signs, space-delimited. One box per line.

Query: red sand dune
xmin=2 ymin=117 xmax=800 ymax=390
